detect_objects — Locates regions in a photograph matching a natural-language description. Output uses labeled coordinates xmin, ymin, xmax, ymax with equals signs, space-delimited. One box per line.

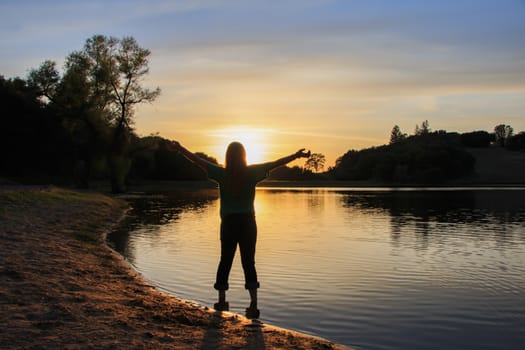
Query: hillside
xmin=465 ymin=147 xmax=525 ymax=185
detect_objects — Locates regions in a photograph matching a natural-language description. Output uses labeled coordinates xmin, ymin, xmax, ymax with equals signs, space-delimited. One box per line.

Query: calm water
xmin=108 ymin=188 xmax=525 ymax=350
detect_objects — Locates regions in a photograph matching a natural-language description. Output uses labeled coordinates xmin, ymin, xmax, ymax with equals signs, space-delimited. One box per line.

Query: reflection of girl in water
xmin=170 ymin=140 xmax=310 ymax=319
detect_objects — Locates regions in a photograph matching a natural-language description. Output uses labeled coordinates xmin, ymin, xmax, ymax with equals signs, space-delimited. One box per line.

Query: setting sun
xmin=210 ymin=127 xmax=270 ymax=164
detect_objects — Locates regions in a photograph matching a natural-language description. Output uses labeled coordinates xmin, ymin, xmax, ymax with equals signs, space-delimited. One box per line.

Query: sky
xmin=1 ymin=0 xmax=525 ymax=166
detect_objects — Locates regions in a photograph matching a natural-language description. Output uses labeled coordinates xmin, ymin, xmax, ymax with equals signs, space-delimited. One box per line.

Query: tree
xmin=304 ymin=153 xmax=326 ymax=173
xmin=28 ymin=35 xmax=161 ymax=192
xmin=390 ymin=125 xmax=407 ymax=144
xmin=27 ymin=60 xmax=60 ymax=104
xmin=494 ymin=124 xmax=513 ymax=147
xmin=74 ymin=35 xmax=161 ymax=192
xmin=415 ymin=120 xmax=431 ymax=136
xmin=88 ymin=35 xmax=161 ymax=130
xmin=0 ymin=75 xmax=68 ymax=177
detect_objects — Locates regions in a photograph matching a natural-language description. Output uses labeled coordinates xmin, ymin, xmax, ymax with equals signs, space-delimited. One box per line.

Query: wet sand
xmin=0 ymin=187 xmax=348 ymax=349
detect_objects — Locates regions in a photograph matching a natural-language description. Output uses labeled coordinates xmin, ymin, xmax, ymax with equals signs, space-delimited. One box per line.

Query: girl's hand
xmin=295 ymin=149 xmax=311 ymax=158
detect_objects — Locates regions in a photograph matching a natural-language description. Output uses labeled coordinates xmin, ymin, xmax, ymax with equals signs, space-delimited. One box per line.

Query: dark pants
xmin=214 ymin=213 xmax=260 ymax=291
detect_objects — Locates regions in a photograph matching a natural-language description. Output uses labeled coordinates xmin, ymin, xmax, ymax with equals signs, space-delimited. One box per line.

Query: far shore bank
xmin=3 ymin=179 xmax=524 ymax=196
xmin=0 ymin=186 xmax=349 ymax=349
xmin=120 ymin=179 xmax=525 ymax=194
xmin=2 ymin=147 xmax=524 ymax=193
xmin=121 ymin=146 xmax=525 ymax=192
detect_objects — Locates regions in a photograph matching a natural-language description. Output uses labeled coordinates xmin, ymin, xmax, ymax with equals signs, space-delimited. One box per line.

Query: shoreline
xmin=86 ymin=179 xmax=525 ymax=194
xmin=0 ymin=186 xmax=349 ymax=349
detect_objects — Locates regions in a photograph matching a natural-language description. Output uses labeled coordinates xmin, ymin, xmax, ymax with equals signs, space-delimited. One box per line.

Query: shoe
xmin=245 ymin=306 xmax=260 ymax=319
xmin=214 ymin=301 xmax=229 ymax=311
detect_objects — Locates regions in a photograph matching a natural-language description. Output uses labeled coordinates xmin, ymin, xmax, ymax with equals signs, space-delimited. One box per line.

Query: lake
xmin=108 ymin=187 xmax=525 ymax=350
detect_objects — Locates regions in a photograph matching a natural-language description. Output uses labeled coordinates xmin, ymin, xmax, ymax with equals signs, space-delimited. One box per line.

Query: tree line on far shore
xmin=329 ymin=121 xmax=524 ymax=184
xmin=1 ymin=35 xmax=524 ymax=190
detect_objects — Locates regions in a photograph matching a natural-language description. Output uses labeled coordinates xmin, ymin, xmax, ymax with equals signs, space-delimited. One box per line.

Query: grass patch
xmin=0 ymin=186 xmax=127 ymax=242
xmin=0 ymin=186 xmax=113 ymax=206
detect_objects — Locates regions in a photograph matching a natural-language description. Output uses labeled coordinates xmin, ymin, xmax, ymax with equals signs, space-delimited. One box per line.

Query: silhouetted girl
xmin=170 ymin=140 xmax=310 ymax=319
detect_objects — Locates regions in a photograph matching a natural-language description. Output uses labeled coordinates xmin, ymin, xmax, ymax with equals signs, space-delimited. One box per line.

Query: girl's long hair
xmin=225 ymin=141 xmax=247 ymax=171
xmin=224 ymin=142 xmax=247 ymax=194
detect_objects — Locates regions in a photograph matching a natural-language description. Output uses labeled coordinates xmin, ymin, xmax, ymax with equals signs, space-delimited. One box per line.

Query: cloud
xmin=143 ymin=0 xmax=525 ymax=107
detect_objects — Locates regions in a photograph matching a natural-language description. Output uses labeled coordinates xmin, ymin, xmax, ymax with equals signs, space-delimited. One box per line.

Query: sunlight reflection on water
xmin=109 ymin=188 xmax=525 ymax=350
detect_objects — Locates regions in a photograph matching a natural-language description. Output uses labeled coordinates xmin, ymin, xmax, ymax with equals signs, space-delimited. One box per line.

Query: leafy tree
xmin=304 ymin=153 xmax=326 ymax=173
xmin=77 ymin=35 xmax=161 ymax=130
xmin=27 ymin=60 xmax=60 ymax=104
xmin=77 ymin=35 xmax=160 ymax=192
xmin=390 ymin=125 xmax=407 ymax=144
xmin=494 ymin=124 xmax=513 ymax=147
xmin=0 ymin=75 xmax=69 ymax=178
xmin=28 ymin=35 xmax=161 ymax=192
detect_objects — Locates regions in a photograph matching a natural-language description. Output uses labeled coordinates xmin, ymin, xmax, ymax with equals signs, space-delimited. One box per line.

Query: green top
xmin=207 ymin=163 xmax=269 ymax=218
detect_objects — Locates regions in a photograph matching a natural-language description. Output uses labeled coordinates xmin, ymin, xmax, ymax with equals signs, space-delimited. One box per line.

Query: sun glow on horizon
xmin=210 ymin=127 xmax=271 ymax=165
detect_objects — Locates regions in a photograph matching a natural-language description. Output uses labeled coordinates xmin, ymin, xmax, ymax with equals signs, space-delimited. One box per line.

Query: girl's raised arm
xmin=167 ymin=141 xmax=217 ymax=171
xmin=266 ymin=148 xmax=311 ymax=171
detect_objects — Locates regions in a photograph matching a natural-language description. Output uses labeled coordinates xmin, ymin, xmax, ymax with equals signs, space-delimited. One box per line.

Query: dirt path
xmin=0 ymin=187 xmax=348 ymax=349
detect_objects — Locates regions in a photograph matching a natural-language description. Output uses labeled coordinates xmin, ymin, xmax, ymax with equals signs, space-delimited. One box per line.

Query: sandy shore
xmin=0 ymin=187 xmax=348 ymax=349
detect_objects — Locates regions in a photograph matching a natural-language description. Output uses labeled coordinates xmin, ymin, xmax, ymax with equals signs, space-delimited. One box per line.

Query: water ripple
xmin=109 ymin=189 xmax=525 ymax=350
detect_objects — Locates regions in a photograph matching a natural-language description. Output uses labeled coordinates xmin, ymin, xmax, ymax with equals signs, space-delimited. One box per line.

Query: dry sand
xmin=0 ymin=187 xmax=348 ymax=349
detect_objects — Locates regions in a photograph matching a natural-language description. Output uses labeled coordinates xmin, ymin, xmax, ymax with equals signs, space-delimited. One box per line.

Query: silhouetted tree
xmin=390 ymin=125 xmax=407 ymax=144
xmin=83 ymin=35 xmax=161 ymax=192
xmin=27 ymin=60 xmax=60 ymax=104
xmin=0 ymin=75 xmax=70 ymax=179
xmin=494 ymin=124 xmax=513 ymax=147
xmin=304 ymin=153 xmax=326 ymax=173
xmin=415 ymin=120 xmax=431 ymax=135
xmin=28 ymin=35 xmax=161 ymax=192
